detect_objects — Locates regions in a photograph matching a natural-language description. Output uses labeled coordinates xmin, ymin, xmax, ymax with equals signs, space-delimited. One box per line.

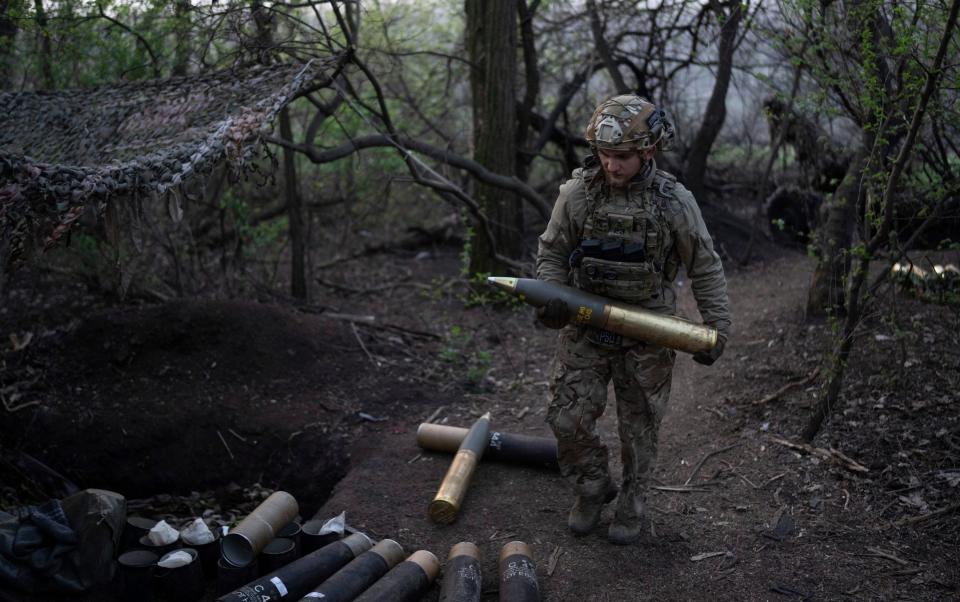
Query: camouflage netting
xmin=0 ymin=55 xmax=344 ymax=273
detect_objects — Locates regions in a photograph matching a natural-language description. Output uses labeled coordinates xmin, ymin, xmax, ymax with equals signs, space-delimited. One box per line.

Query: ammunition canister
xmin=121 ymin=516 xmax=157 ymax=553
xmin=297 ymin=538 xmax=406 ymax=602
xmin=438 ymin=541 xmax=482 ymax=602
xmin=217 ymin=533 xmax=372 ymax=602
xmin=258 ymin=537 xmax=297 ymax=577
xmin=116 ymin=550 xmax=158 ymax=602
xmin=487 ymin=276 xmax=717 ymax=354
xmin=155 ymin=548 xmax=204 ymax=602
xmin=417 ymin=423 xmax=558 ymax=470
xmin=429 ymin=412 xmax=491 ymax=524
xmin=353 ymin=550 xmax=440 ymax=602
xmin=217 ymin=557 xmax=257 ymax=597
xmin=498 ymin=541 xmax=539 ymax=602
xmin=277 ymin=521 xmax=303 ymax=558
xmin=222 ymin=491 xmax=299 ymax=567
xmin=301 ymin=518 xmax=341 ymax=555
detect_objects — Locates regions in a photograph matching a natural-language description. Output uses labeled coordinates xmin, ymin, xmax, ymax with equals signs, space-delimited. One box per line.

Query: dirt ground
xmin=1 ymin=242 xmax=958 ymax=601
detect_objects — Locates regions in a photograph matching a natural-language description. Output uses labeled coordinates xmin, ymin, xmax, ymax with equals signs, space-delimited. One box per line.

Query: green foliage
xmin=458 ymin=223 xmax=474 ymax=280
xmin=69 ymin=232 xmax=111 ymax=277
xmin=11 ymin=0 xmax=194 ymax=87
xmin=438 ymin=325 xmax=493 ymax=386
xmin=938 ymin=239 xmax=960 ymax=252
xmin=456 ymin=223 xmax=523 ymax=308
xmin=249 ymin=216 xmax=289 ymax=251
xmin=461 ymin=271 xmax=525 ymax=308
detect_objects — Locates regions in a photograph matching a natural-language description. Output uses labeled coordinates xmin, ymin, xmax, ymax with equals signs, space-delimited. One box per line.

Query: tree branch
xmin=267 ymin=133 xmax=552 ymax=221
xmin=97 ymin=2 xmax=160 ymax=77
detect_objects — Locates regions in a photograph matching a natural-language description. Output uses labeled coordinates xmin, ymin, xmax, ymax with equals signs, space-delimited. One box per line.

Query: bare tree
xmin=684 ymin=0 xmax=745 ymax=200
xmin=802 ymin=0 xmax=960 ymax=440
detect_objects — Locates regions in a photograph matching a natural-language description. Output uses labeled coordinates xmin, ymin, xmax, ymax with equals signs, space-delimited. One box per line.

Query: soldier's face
xmin=597 ymin=148 xmax=653 ymax=187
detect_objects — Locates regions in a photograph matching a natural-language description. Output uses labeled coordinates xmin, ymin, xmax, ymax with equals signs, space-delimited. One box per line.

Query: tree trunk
xmin=172 ymin=0 xmax=191 ymax=77
xmin=0 ymin=1 xmax=20 ymax=88
xmin=683 ymin=1 xmax=743 ymax=200
xmin=515 ymin=0 xmax=540 ymax=183
xmin=279 ymin=107 xmax=307 ymax=300
xmin=805 ymin=149 xmax=866 ymax=317
xmin=33 ymin=0 xmax=53 ymax=89
xmin=465 ymin=0 xmax=522 ymax=275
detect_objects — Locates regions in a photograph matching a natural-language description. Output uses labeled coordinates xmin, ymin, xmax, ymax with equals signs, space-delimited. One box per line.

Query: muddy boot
xmin=567 ymin=482 xmax=618 ymax=536
xmin=608 ymin=492 xmax=644 ymax=545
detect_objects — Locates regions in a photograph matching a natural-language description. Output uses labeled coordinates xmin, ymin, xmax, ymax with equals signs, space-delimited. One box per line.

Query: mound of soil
xmin=1 ymin=294 xmax=435 ymax=512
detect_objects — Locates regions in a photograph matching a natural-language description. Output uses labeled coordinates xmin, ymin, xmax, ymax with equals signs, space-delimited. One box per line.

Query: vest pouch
xmin=578 ymin=256 xmax=661 ymax=304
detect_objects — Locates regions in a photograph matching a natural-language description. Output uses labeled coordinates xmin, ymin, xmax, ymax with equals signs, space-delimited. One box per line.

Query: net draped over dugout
xmin=0 ymin=56 xmax=342 ymax=274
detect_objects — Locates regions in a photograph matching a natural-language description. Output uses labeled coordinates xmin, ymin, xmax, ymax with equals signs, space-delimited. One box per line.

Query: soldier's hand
xmin=693 ymin=335 xmax=725 ymax=366
xmin=536 ymin=298 xmax=568 ymax=329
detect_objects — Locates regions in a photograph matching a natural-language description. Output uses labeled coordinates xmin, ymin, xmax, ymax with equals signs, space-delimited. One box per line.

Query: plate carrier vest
xmin=573 ymin=165 xmax=679 ymax=346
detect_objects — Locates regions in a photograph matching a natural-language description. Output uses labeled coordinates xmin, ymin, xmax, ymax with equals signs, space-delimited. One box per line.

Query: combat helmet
xmin=585 ymin=94 xmax=675 ymax=152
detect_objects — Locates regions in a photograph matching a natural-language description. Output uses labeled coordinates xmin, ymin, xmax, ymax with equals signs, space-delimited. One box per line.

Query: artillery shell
xmin=353 ymin=550 xmax=440 ymax=602
xmin=216 ymin=533 xmax=371 ymax=602
xmin=439 ymin=542 xmax=482 ymax=602
xmin=429 ymin=412 xmax=491 ymax=524
xmin=417 ymin=423 xmax=557 ymax=470
xmin=499 ymin=541 xmax=539 ymax=602
xmin=487 ymin=276 xmax=717 ymax=354
xmin=297 ymin=538 xmax=405 ymax=602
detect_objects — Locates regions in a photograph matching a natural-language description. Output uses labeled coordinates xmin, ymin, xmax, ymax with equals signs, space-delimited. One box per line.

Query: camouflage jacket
xmin=536 ymin=160 xmax=732 ymax=341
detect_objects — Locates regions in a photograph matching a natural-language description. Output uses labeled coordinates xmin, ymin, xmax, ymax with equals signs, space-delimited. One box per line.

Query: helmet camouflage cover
xmin=585 ymin=94 xmax=675 ymax=152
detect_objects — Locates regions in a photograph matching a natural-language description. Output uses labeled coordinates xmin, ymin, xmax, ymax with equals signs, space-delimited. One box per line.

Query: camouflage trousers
xmin=546 ymin=327 xmax=676 ymax=516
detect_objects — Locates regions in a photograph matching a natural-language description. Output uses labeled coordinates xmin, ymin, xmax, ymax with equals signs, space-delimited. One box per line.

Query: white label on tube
xmin=270 ymin=576 xmax=288 ymax=596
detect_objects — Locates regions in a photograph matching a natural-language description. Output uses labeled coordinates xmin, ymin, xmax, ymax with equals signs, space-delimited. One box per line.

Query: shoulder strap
xmin=653 ymin=169 xmax=677 ymax=198
xmin=577 ymin=165 xmax=605 ymax=240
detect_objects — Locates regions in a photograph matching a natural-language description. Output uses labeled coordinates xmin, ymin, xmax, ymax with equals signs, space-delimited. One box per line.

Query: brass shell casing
xmin=602 ymin=302 xmax=717 ymax=353
xmin=429 ymin=449 xmax=479 ymax=524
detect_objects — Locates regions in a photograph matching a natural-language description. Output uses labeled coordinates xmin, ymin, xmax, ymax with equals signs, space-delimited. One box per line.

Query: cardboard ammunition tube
xmin=297 ymin=538 xmax=405 ymax=602
xmin=277 ymin=521 xmax=303 ymax=558
xmin=117 ymin=550 xmax=158 ymax=602
xmin=499 ymin=541 xmax=539 ymax=602
xmin=258 ymin=537 xmax=297 ymax=577
xmin=217 ymin=533 xmax=372 ymax=602
xmin=217 ymin=557 xmax=257 ymax=596
xmin=121 ymin=516 xmax=157 ymax=552
xmin=353 ymin=550 xmax=440 ymax=602
xmin=222 ymin=491 xmax=299 ymax=567
xmin=439 ymin=542 xmax=482 ymax=602
xmin=301 ymin=518 xmax=342 ymax=555
xmin=417 ymin=423 xmax=558 ymax=470
xmin=155 ymin=548 xmax=204 ymax=602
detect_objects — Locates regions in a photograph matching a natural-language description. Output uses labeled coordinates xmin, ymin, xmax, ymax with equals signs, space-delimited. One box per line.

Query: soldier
xmin=536 ymin=94 xmax=731 ymax=544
